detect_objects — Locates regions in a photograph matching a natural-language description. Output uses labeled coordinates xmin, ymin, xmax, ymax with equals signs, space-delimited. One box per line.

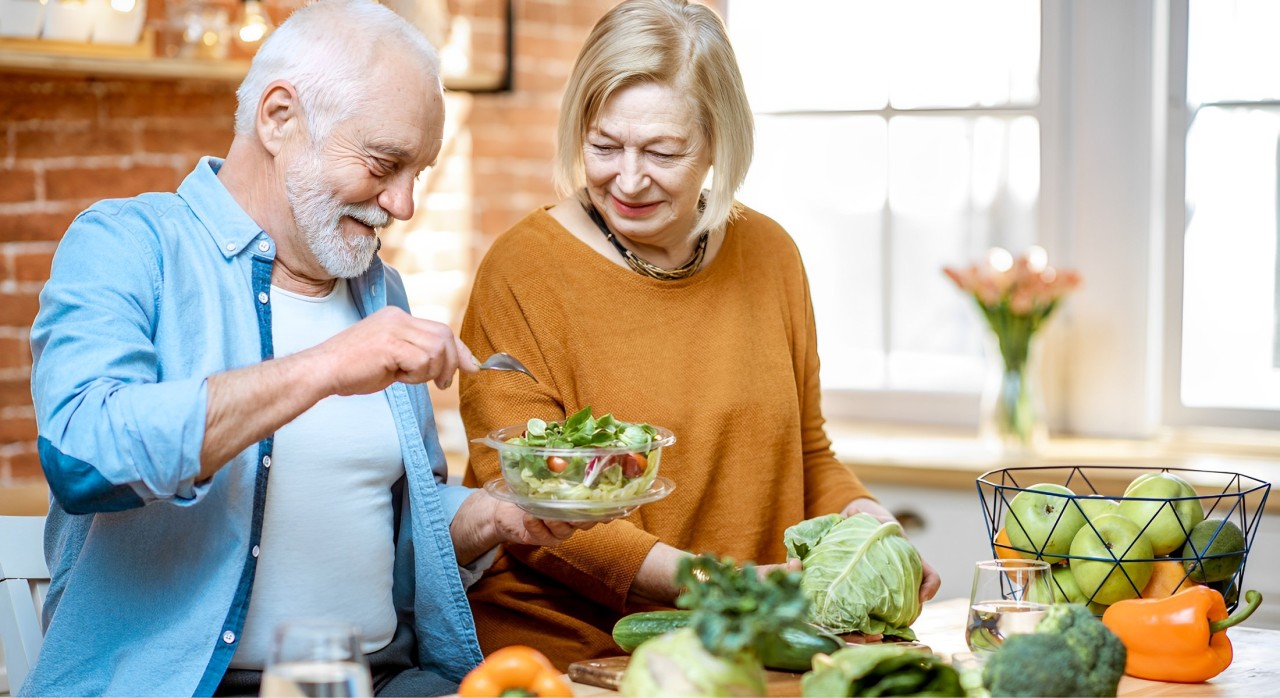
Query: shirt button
xmin=257 ymin=241 xmax=270 ymax=252
xmin=222 ymin=630 xmax=236 ymax=644
xmin=252 ymin=545 xmax=260 ymax=558
xmin=263 ymin=455 xmax=271 ymax=468
xmin=257 ymin=291 xmax=269 ymax=304
xmin=225 ymin=242 xmax=237 ymax=252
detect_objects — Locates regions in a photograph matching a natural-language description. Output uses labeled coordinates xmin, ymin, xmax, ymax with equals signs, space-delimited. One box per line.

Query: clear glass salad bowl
xmin=473 ymin=418 xmax=676 ymax=520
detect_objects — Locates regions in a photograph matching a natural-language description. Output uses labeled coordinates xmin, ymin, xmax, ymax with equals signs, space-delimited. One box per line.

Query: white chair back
xmin=0 ymin=515 xmax=49 ymax=695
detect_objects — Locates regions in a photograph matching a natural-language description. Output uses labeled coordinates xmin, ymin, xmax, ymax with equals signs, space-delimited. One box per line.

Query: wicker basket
xmin=976 ymin=465 xmax=1270 ymax=612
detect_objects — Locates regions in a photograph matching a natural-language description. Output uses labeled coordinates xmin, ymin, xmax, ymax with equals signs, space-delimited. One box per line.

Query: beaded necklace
xmin=582 ymin=201 xmax=708 ymax=281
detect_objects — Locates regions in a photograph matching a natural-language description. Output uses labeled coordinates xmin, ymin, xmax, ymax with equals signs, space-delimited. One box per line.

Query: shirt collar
xmin=178 ymin=156 xmax=275 ymax=259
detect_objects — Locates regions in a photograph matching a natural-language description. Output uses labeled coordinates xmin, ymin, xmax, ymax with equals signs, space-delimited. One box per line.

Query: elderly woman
xmin=458 ymin=0 xmax=940 ymax=668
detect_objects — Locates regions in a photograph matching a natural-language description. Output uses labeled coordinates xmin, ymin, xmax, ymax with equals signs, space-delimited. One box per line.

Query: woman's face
xmin=583 ymin=82 xmax=712 ymax=251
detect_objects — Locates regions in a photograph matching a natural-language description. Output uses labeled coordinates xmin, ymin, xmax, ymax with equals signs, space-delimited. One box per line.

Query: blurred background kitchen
xmin=0 ymin=0 xmax=1277 ymax=623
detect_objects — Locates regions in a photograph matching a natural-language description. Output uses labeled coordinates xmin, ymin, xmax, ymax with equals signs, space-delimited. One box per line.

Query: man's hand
xmin=305 ymin=306 xmax=480 ymax=394
xmin=493 ymin=500 xmax=593 ymax=547
xmin=841 ymin=497 xmax=942 ymax=603
xmin=451 ymin=490 xmax=594 ymax=566
xmin=200 ymin=306 xmax=479 ymax=479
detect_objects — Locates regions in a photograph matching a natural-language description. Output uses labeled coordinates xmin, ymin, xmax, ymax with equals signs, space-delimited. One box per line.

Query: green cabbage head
xmin=784 ymin=513 xmax=923 ymax=638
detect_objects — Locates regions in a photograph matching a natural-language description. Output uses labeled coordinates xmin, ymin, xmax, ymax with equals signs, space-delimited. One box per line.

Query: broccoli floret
xmin=1036 ymin=603 xmax=1126 ymax=697
xmin=982 ymin=604 xmax=1127 ymax=698
xmin=982 ymin=633 xmax=1087 ymax=697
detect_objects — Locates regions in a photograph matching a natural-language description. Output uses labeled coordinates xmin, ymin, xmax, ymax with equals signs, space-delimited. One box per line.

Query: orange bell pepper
xmin=1101 ymin=585 xmax=1262 ymax=683
xmin=457 ymin=645 xmax=573 ymax=697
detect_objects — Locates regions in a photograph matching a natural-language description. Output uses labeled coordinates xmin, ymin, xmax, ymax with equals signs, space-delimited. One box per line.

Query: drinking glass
xmin=260 ymin=620 xmax=373 ymax=698
xmin=965 ymin=559 xmax=1053 ymax=653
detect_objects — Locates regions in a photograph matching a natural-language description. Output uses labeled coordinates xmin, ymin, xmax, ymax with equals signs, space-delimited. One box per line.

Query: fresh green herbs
xmin=675 ymin=555 xmax=811 ymax=662
xmin=619 ymin=555 xmax=813 ymax=697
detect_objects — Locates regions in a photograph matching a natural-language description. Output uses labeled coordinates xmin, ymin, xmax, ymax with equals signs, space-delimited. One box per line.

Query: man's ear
xmin=256 ymin=79 xmax=302 ymax=157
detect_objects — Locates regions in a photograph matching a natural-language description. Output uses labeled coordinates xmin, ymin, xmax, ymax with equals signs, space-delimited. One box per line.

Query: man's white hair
xmin=233 ymin=0 xmax=442 ymax=143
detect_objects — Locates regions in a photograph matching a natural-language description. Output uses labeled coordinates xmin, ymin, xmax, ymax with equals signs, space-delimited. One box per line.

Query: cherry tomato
xmin=546 ymin=456 xmax=569 ymax=473
xmin=620 ymin=453 xmax=647 ymax=479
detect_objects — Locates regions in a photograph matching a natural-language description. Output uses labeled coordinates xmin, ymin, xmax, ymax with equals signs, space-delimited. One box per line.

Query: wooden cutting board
xmin=567 ymin=656 xmax=808 ymax=697
xmin=566 ymin=641 xmax=930 ymax=697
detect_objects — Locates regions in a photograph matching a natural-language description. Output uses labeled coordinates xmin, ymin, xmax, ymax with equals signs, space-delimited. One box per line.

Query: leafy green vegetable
xmin=619 ymin=555 xmax=810 ymax=697
xmin=800 ymin=645 xmax=964 ymax=697
xmin=784 ymin=514 xmax=924 ymax=638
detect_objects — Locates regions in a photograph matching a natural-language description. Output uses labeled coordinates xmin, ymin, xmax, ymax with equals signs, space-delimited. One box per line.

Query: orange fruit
xmin=1140 ymin=559 xmax=1202 ymax=598
xmin=994 ymin=527 xmax=1027 ymax=560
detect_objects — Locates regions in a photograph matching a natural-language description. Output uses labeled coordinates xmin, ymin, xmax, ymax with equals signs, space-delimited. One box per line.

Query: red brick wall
xmin=0 ymin=0 xmax=620 ymax=486
xmin=0 ymin=78 xmax=240 ymax=483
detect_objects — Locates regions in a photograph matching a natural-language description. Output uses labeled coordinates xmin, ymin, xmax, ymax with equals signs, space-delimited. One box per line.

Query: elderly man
xmin=25 ymin=1 xmax=567 ymax=695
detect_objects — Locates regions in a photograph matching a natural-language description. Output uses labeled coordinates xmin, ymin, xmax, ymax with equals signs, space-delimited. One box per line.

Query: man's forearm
xmin=199 ymin=352 xmax=330 ymax=479
xmin=450 ymin=491 xmax=500 ymax=565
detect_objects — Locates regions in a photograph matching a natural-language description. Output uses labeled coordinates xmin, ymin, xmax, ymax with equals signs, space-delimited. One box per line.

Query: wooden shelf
xmin=0 ymin=33 xmax=507 ymax=88
xmin=0 ymin=50 xmax=250 ymax=82
xmin=0 ymin=49 xmax=507 ymax=90
xmin=0 ymin=29 xmax=250 ymax=82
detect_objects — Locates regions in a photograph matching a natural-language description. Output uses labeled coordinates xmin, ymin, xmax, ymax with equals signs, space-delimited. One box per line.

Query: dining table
xmin=513 ymin=597 xmax=1280 ymax=697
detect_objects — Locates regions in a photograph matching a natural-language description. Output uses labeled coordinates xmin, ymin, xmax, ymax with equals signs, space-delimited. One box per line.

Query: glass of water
xmin=260 ymin=620 xmax=373 ymax=697
xmin=965 ymin=559 xmax=1053 ymax=653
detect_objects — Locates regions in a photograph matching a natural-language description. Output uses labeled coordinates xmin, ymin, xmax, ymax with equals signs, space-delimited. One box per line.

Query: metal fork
xmin=478 ymin=352 xmax=538 ymax=382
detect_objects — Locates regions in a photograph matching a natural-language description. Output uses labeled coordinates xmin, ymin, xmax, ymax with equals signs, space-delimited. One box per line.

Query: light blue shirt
xmin=25 ymin=157 xmax=484 ymax=696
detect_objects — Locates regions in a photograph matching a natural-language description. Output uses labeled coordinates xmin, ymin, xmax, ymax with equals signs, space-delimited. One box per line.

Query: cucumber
xmin=761 ymin=624 xmax=845 ymax=671
xmin=612 ymin=610 xmax=844 ymax=672
xmin=612 ymin=610 xmax=693 ymax=652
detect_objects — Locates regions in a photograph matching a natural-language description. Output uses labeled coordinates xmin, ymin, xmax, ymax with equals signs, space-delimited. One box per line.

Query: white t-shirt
xmin=230 ymin=279 xmax=403 ymax=668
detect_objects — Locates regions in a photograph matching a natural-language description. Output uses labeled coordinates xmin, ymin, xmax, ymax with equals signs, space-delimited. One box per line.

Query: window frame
xmin=1160 ymin=0 xmax=1280 ymax=431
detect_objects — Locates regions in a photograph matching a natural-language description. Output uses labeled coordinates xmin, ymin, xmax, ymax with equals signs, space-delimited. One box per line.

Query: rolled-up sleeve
xmin=31 ymin=211 xmax=210 ymax=514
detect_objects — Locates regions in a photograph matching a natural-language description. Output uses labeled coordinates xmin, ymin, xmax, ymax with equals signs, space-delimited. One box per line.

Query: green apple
xmin=1074 ymin=496 xmax=1120 ymax=523
xmin=1028 ymin=565 xmax=1086 ymax=605
xmin=1118 ymin=472 xmax=1205 ymax=555
xmin=1006 ymin=483 xmax=1087 ymax=563
xmin=1069 ymin=514 xmax=1155 ymax=605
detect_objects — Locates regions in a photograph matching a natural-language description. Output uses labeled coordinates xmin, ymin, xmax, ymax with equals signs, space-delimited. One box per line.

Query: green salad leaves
xmin=511 ymin=406 xmax=660 ymax=450
xmin=501 ymin=406 xmax=664 ymax=501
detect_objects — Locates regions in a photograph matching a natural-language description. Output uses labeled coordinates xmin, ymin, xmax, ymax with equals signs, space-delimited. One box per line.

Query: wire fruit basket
xmin=976 ymin=465 xmax=1270 ymax=613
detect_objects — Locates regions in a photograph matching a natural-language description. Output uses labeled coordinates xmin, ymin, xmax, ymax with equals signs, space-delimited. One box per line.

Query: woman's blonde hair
xmin=553 ymin=0 xmax=754 ymax=236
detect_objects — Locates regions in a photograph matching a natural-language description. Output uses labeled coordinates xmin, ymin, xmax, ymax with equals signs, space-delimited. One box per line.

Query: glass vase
xmin=980 ymin=333 xmax=1048 ymax=458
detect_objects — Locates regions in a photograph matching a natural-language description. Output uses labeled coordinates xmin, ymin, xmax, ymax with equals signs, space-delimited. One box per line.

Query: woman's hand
xmin=841 ymin=497 xmax=942 ymax=603
xmin=753 ymin=557 xmax=801 ymax=579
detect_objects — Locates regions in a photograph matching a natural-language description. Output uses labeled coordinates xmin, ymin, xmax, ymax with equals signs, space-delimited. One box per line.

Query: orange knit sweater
xmin=457 ymin=205 xmax=872 ymax=669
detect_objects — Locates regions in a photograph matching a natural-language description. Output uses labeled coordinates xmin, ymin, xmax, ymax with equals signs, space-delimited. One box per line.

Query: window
xmin=1164 ymin=0 xmax=1280 ymax=429
xmin=725 ymin=0 xmax=1280 ymax=435
xmin=727 ymin=0 xmax=1043 ymax=425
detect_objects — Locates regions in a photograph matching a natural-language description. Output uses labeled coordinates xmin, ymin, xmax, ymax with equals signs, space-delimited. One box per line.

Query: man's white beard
xmin=285 ymin=149 xmax=391 ymax=278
